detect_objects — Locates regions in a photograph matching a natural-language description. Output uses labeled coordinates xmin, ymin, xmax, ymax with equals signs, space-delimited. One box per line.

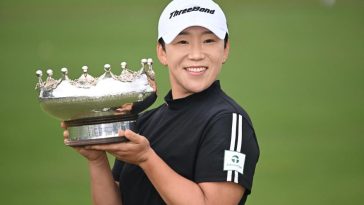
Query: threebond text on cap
xmin=158 ymin=0 xmax=229 ymax=44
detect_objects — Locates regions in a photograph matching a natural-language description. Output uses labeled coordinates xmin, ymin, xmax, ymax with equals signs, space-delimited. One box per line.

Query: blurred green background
xmin=0 ymin=0 xmax=363 ymax=204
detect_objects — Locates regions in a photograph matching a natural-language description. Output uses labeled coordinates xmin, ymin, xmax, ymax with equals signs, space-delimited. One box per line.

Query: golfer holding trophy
xmin=35 ymin=0 xmax=259 ymax=204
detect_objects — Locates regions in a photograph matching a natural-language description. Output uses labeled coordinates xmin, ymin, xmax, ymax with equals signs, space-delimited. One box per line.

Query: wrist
xmin=87 ymin=152 xmax=108 ymax=167
xmin=139 ymin=148 xmax=156 ymax=169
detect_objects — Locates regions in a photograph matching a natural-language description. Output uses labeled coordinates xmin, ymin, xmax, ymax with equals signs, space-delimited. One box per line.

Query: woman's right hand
xmin=61 ymin=122 xmax=107 ymax=162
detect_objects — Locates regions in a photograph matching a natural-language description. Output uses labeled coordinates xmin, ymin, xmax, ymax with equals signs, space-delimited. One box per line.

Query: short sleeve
xmin=112 ymin=159 xmax=125 ymax=181
xmin=194 ymin=113 xmax=259 ymax=194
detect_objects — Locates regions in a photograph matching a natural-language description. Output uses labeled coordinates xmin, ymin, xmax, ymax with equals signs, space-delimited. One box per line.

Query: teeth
xmin=186 ymin=67 xmax=206 ymax=72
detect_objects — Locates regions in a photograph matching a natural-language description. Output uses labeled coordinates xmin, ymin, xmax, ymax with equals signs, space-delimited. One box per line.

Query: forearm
xmin=88 ymin=154 xmax=122 ymax=205
xmin=140 ymin=149 xmax=207 ymax=205
xmin=86 ymin=131 xmax=243 ymax=204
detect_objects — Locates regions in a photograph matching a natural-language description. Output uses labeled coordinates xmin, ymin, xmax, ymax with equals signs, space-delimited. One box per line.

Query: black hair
xmin=158 ymin=33 xmax=229 ymax=51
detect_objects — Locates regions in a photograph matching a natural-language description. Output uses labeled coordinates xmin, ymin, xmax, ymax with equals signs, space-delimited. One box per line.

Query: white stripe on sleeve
xmin=227 ymin=114 xmax=243 ymax=183
xmin=227 ymin=113 xmax=237 ymax=182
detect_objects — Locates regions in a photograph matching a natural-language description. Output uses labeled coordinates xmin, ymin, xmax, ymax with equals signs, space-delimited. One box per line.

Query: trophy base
xmin=65 ymin=136 xmax=128 ymax=146
xmin=65 ymin=114 xmax=137 ymax=147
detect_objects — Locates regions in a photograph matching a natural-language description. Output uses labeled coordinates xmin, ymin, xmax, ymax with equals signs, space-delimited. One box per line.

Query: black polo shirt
xmin=112 ymin=81 xmax=259 ymax=205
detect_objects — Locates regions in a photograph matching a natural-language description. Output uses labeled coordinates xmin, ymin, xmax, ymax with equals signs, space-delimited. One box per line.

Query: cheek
xmin=208 ymin=46 xmax=226 ymax=61
xmin=166 ymin=55 xmax=183 ymax=68
xmin=211 ymin=53 xmax=225 ymax=65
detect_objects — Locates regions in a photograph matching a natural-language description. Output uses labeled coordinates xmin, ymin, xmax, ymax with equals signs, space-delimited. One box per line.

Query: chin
xmin=187 ymin=83 xmax=209 ymax=94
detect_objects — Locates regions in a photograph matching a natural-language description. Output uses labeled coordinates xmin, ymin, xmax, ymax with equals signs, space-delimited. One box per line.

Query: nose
xmin=188 ymin=43 xmax=205 ymax=61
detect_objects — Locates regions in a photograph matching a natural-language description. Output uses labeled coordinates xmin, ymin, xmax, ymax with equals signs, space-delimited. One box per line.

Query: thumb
xmin=118 ymin=129 xmax=125 ymax=137
xmin=124 ymin=129 xmax=143 ymax=143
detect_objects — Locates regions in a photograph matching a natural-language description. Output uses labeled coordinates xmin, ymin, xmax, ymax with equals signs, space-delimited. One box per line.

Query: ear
xmin=223 ymin=40 xmax=230 ymax=64
xmin=156 ymin=43 xmax=167 ymax=66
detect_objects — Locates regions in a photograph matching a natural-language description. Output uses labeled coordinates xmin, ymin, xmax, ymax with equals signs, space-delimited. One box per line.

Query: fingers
xmin=118 ymin=129 xmax=125 ymax=137
xmin=85 ymin=143 xmax=124 ymax=152
xmin=81 ymin=130 xmax=147 ymax=153
xmin=84 ymin=131 xmax=142 ymax=152
xmin=61 ymin=121 xmax=67 ymax=129
xmin=63 ymin=129 xmax=69 ymax=136
xmin=62 ymin=122 xmax=69 ymax=145
xmin=118 ymin=129 xmax=144 ymax=144
xmin=124 ymin=129 xmax=143 ymax=143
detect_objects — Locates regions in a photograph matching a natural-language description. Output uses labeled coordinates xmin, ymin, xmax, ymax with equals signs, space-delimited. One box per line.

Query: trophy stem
xmin=65 ymin=114 xmax=137 ymax=146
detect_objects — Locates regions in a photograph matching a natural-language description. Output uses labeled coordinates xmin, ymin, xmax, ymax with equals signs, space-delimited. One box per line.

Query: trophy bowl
xmin=35 ymin=58 xmax=157 ymax=146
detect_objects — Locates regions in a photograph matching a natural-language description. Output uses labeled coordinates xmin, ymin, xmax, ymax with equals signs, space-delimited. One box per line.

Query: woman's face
xmin=157 ymin=26 xmax=230 ymax=99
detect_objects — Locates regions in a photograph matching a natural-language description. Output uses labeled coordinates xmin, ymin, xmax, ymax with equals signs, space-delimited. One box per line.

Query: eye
xmin=204 ymin=39 xmax=216 ymax=44
xmin=177 ymin=40 xmax=189 ymax=45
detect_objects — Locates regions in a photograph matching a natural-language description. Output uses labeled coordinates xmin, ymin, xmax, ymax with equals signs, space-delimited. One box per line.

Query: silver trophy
xmin=35 ymin=58 xmax=157 ymax=146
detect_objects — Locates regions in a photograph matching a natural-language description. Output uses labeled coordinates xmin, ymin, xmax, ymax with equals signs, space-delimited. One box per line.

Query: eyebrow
xmin=178 ymin=30 xmax=214 ymax=36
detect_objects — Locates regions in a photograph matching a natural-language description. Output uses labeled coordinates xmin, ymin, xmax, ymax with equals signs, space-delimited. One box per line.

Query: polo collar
xmin=164 ymin=80 xmax=221 ymax=110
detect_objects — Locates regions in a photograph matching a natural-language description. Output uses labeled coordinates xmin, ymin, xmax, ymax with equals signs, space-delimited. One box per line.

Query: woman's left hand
xmin=85 ymin=129 xmax=153 ymax=166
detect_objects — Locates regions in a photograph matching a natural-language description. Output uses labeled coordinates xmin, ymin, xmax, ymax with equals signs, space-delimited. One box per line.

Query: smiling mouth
xmin=185 ymin=67 xmax=207 ymax=73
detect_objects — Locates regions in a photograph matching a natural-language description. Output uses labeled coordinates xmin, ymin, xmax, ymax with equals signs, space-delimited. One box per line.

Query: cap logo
xmin=169 ymin=6 xmax=215 ymax=19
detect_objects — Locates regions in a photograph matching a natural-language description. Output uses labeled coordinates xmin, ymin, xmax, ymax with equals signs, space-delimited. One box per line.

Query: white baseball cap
xmin=158 ymin=0 xmax=228 ymax=44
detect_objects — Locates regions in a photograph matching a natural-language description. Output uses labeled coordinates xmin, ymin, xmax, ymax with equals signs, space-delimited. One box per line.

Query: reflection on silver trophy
xmin=35 ymin=58 xmax=157 ymax=146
